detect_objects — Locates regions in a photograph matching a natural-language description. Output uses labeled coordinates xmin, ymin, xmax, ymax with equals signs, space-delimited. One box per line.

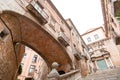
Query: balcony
xmin=26 ymin=1 xmax=48 ymax=25
xmin=73 ymin=48 xmax=81 ymax=60
xmin=58 ymin=32 xmax=69 ymax=47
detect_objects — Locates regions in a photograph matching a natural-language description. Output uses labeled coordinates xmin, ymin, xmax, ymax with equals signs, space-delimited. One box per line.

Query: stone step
xmin=78 ymin=68 xmax=120 ymax=80
xmin=80 ymin=77 xmax=118 ymax=80
xmin=85 ymin=74 xmax=119 ymax=79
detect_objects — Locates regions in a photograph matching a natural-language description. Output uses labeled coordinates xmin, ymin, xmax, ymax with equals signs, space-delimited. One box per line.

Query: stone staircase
xmin=79 ymin=68 xmax=120 ymax=80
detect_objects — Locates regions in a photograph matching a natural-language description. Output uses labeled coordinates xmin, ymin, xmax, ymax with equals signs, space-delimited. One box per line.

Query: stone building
xmin=101 ymin=0 xmax=120 ymax=37
xmin=100 ymin=0 xmax=120 ymax=67
xmin=17 ymin=47 xmax=48 ymax=80
xmin=100 ymin=0 xmax=120 ymax=45
xmin=66 ymin=18 xmax=90 ymax=76
xmin=82 ymin=27 xmax=120 ymax=73
xmin=0 ymin=0 xmax=90 ymax=79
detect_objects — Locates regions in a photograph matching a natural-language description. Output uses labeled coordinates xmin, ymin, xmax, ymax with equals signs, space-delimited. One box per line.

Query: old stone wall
xmin=0 ymin=19 xmax=18 ymax=80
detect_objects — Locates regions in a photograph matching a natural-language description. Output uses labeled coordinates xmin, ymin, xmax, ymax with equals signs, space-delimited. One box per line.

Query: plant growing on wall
xmin=116 ymin=11 xmax=120 ymax=20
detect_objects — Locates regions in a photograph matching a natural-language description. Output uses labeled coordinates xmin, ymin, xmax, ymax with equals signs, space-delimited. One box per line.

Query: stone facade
xmin=65 ymin=19 xmax=90 ymax=76
xmin=0 ymin=0 xmax=90 ymax=80
xmin=82 ymin=27 xmax=120 ymax=74
xmin=17 ymin=47 xmax=48 ymax=80
xmin=101 ymin=0 xmax=120 ymax=37
xmin=101 ymin=0 xmax=120 ymax=66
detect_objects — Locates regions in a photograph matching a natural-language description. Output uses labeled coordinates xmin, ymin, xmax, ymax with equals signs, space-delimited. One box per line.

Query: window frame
xmin=94 ymin=34 xmax=99 ymax=40
xmin=23 ymin=53 xmax=27 ymax=59
xmin=28 ymin=65 xmax=36 ymax=73
xmin=32 ymin=55 xmax=38 ymax=63
xmin=87 ymin=37 xmax=91 ymax=42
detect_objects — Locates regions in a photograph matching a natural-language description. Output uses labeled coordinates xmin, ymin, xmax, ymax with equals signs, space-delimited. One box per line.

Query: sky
xmin=51 ymin=0 xmax=104 ymax=34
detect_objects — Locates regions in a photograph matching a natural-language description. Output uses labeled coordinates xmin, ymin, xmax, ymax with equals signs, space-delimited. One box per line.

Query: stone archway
xmin=0 ymin=11 xmax=72 ymax=80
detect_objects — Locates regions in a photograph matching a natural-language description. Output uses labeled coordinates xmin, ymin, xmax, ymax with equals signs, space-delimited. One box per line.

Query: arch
xmin=0 ymin=11 xmax=72 ymax=79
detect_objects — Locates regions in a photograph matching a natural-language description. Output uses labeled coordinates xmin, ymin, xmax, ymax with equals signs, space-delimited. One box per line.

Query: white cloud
xmin=51 ymin=0 xmax=104 ymax=34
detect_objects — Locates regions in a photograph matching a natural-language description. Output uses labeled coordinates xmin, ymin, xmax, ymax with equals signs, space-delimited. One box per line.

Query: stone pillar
xmin=104 ymin=58 xmax=109 ymax=69
xmin=91 ymin=61 xmax=95 ymax=73
xmin=95 ymin=60 xmax=98 ymax=69
xmin=47 ymin=62 xmax=60 ymax=80
xmin=109 ymin=57 xmax=114 ymax=68
xmin=80 ymin=57 xmax=88 ymax=77
xmin=0 ymin=19 xmax=18 ymax=80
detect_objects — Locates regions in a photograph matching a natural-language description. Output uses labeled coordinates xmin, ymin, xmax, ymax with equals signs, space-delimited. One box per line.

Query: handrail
xmin=58 ymin=31 xmax=69 ymax=42
xmin=47 ymin=62 xmax=81 ymax=80
xmin=59 ymin=69 xmax=80 ymax=79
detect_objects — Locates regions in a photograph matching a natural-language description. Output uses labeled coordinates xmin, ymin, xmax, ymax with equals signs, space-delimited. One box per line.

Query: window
xmin=94 ymin=34 xmax=99 ymax=40
xmin=32 ymin=55 xmax=38 ymax=63
xmin=21 ymin=63 xmax=24 ymax=68
xmin=60 ymin=27 xmax=64 ymax=32
xmin=49 ymin=18 xmax=56 ymax=31
xmin=0 ymin=29 xmax=8 ymax=40
xmin=73 ymin=44 xmax=76 ymax=47
xmin=28 ymin=65 xmax=36 ymax=73
xmin=87 ymin=37 xmax=91 ymax=42
xmin=23 ymin=53 xmax=27 ymax=59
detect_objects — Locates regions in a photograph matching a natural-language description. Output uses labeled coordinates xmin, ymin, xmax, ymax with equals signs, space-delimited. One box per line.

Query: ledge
xmin=59 ymin=69 xmax=80 ymax=79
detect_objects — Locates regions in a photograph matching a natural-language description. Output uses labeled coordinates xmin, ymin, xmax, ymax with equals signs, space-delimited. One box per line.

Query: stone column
xmin=95 ymin=60 xmax=98 ymax=69
xmin=109 ymin=57 xmax=114 ymax=68
xmin=104 ymin=58 xmax=109 ymax=69
xmin=80 ymin=57 xmax=88 ymax=77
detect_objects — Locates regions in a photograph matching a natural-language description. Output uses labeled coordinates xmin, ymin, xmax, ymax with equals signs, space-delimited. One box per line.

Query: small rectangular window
xmin=94 ymin=34 xmax=99 ymax=40
xmin=32 ymin=55 xmax=38 ymax=63
xmin=87 ymin=37 xmax=91 ymax=42
xmin=23 ymin=53 xmax=27 ymax=59
xmin=49 ymin=18 xmax=56 ymax=31
xmin=60 ymin=27 xmax=64 ymax=32
xmin=28 ymin=65 xmax=36 ymax=73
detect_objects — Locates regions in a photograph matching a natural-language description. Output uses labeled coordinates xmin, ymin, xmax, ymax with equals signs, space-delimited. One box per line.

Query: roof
xmin=81 ymin=27 xmax=105 ymax=36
